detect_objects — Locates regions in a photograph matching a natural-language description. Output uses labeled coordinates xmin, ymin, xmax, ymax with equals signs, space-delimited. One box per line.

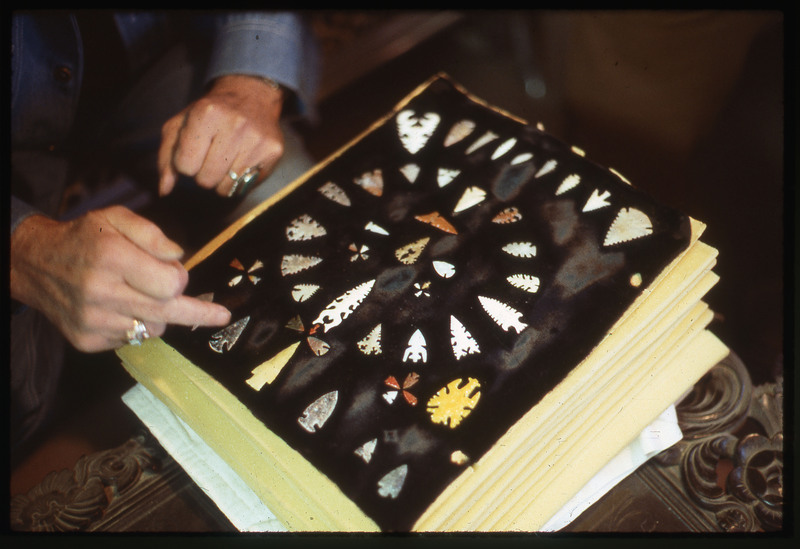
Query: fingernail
xmin=171 ymin=243 xmax=185 ymax=259
xmin=159 ymin=173 xmax=173 ymax=197
xmin=216 ymin=306 xmax=232 ymax=324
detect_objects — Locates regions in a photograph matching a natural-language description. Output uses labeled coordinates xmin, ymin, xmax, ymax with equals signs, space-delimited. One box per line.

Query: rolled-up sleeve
xmin=205 ymin=12 xmax=320 ymax=118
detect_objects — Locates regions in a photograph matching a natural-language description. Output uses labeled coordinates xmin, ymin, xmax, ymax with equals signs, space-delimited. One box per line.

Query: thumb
xmin=103 ymin=206 xmax=184 ymax=262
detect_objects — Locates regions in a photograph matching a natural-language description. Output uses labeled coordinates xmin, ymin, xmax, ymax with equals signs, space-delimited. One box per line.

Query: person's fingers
xmin=190 ymin=112 xmax=265 ymax=194
xmin=196 ymin=130 xmax=243 ymax=193
xmin=215 ymin=153 xmax=260 ymax=197
xmin=79 ymin=280 xmax=230 ymax=349
xmin=158 ymin=75 xmax=286 ymax=197
xmin=121 ymin=257 xmax=188 ymax=302
xmin=97 ymin=207 xmax=189 ymax=300
xmin=217 ymin=133 xmax=284 ymax=197
xmin=157 ymin=113 xmax=184 ymax=196
xmin=141 ymin=294 xmax=232 ymax=330
xmin=104 ymin=205 xmax=184 ymax=261
xmin=97 ymin=207 xmax=231 ymax=328
xmin=64 ymin=306 xmax=154 ymax=353
xmin=83 ymin=266 xmax=230 ymax=343
xmin=170 ymin=104 xmax=217 ymax=189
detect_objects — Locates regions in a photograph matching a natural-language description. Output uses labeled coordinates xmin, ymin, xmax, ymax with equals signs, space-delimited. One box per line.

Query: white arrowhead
xmin=318 ymin=182 xmax=351 ymax=206
xmin=280 ymin=254 xmax=323 ymax=276
xmin=491 ymin=137 xmax=517 ymax=160
xmin=291 ymin=283 xmax=320 ymax=302
xmin=357 ymin=324 xmax=382 ymax=355
xmin=437 ymin=168 xmax=460 ymax=187
xmin=555 ymin=173 xmax=581 ymax=195
xmin=510 ymin=152 xmax=533 ymax=165
xmin=298 ymin=390 xmax=338 ymax=433
xmin=535 ymin=159 xmax=558 ymax=178
xmin=432 ymin=260 xmax=456 ymax=279
xmin=604 ymin=208 xmax=654 ymax=246
xmin=209 ymin=316 xmax=250 ymax=353
xmin=397 ymin=110 xmax=440 ymax=154
xmin=582 ymin=189 xmax=612 ymax=212
xmin=502 ymin=242 xmax=537 ymax=258
xmin=444 ymin=119 xmax=475 ymax=147
xmin=364 ymin=221 xmax=389 ymax=235
xmin=354 ymin=169 xmax=383 ymax=196
xmin=465 ymin=131 xmax=499 ymax=154
xmin=478 ymin=296 xmax=528 ymax=333
xmin=355 ymin=438 xmax=378 ymax=463
xmin=403 ymin=329 xmax=427 ymax=363
xmin=450 ymin=316 xmax=480 ymax=360
xmin=286 ymin=214 xmax=327 ymax=241
xmin=312 ymin=279 xmax=376 ymax=332
xmin=399 ymin=163 xmax=420 ymax=183
xmin=377 ymin=464 xmax=408 ymax=499
xmin=453 ymin=186 xmax=487 ymax=213
xmin=507 ymin=274 xmax=541 ymax=293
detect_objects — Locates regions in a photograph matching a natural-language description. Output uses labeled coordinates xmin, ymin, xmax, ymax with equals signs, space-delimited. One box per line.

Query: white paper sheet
xmin=122 ymin=384 xmax=285 ymax=532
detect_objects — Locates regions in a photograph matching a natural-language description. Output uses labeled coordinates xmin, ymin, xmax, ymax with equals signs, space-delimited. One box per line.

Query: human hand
xmin=10 ymin=206 xmax=231 ymax=352
xmin=158 ymin=74 xmax=285 ymax=198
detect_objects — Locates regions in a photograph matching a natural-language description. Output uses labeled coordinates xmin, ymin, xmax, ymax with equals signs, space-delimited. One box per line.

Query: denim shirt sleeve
xmin=204 ymin=12 xmax=320 ymax=118
xmin=11 ymin=196 xmax=46 ymax=234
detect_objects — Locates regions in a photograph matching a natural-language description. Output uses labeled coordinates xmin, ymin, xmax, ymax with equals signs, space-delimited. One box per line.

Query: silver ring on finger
xmin=227 ymin=166 xmax=261 ymax=198
xmin=126 ymin=319 xmax=150 ymax=346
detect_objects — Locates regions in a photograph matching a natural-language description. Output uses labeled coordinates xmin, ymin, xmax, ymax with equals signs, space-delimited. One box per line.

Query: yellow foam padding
xmin=512 ymin=327 xmax=726 ymax=531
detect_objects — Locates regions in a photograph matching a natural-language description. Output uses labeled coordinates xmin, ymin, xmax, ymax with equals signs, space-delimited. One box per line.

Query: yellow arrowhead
xmin=246 ymin=341 xmax=301 ymax=391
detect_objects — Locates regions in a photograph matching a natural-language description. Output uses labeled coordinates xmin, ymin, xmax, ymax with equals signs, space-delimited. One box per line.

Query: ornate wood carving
xmin=674 ymin=353 xmax=783 ymax=532
xmin=10 ymin=434 xmax=156 ymax=532
xmin=9 ymin=431 xmax=233 ymax=532
xmin=564 ymin=352 xmax=784 ymax=533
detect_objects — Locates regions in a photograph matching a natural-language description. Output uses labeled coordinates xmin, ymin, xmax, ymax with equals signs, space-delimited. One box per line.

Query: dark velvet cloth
xmin=163 ymin=76 xmax=691 ymax=531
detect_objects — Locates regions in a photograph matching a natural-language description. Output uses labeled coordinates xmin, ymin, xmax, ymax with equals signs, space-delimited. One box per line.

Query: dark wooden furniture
xmin=9 ymin=352 xmax=784 ymax=533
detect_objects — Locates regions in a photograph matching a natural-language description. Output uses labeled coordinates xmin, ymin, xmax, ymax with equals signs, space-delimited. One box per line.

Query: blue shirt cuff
xmin=11 ymin=196 xmax=46 ymax=234
xmin=205 ymin=12 xmax=319 ymax=119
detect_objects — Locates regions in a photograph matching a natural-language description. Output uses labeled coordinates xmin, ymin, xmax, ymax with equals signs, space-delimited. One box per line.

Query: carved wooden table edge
xmin=9 ymin=430 xmax=234 ymax=532
xmin=562 ymin=352 xmax=784 ymax=533
xmin=9 ymin=352 xmax=783 ymax=533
